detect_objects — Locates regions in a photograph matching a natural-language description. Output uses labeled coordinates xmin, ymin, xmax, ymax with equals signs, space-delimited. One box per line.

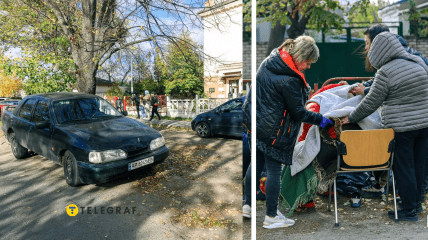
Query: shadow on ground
xmin=0 ymin=128 xmax=242 ymax=240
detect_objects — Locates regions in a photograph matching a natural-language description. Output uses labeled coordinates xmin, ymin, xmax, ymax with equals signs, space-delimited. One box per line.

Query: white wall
xmin=202 ymin=1 xmax=243 ymax=77
xmin=378 ymin=4 xmax=401 ymax=35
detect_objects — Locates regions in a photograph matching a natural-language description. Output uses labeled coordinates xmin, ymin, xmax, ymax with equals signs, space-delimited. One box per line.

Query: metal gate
xmin=304 ymin=23 xmax=403 ymax=88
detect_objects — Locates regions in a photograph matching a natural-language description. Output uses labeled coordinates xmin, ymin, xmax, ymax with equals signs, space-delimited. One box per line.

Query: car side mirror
xmin=223 ymin=109 xmax=230 ymax=113
xmin=35 ymin=121 xmax=50 ymax=129
xmin=215 ymin=108 xmax=221 ymax=114
xmin=122 ymin=111 xmax=128 ymax=116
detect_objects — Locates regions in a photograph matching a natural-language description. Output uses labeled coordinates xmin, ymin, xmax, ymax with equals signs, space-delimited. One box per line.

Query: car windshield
xmin=53 ymin=97 xmax=122 ymax=123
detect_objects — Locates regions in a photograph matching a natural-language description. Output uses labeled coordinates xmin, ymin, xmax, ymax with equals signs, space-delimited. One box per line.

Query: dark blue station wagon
xmin=191 ymin=98 xmax=243 ymax=138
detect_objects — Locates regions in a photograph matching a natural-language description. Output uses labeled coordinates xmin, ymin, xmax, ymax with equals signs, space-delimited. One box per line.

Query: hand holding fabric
xmin=342 ymin=116 xmax=350 ymax=124
xmin=349 ymin=83 xmax=365 ymax=95
xmin=320 ymin=117 xmax=334 ymax=130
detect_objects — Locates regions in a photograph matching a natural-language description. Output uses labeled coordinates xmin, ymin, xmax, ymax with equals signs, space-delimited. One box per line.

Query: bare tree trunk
xmin=265 ymin=11 xmax=310 ymax=57
xmin=286 ymin=12 xmax=309 ymax=40
xmin=75 ymin=62 xmax=98 ymax=94
xmin=265 ymin=22 xmax=287 ymax=57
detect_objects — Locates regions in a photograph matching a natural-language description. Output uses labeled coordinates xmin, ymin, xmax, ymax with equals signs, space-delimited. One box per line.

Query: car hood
xmin=58 ymin=117 xmax=161 ymax=151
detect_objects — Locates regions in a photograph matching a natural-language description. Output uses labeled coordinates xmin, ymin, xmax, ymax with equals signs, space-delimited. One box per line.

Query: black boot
xmin=397 ymin=201 xmax=423 ymax=213
xmin=388 ymin=208 xmax=418 ymax=221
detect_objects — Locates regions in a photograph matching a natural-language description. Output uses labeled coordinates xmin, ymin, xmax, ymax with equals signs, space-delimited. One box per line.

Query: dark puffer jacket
xmin=255 ymin=48 xmax=323 ymax=164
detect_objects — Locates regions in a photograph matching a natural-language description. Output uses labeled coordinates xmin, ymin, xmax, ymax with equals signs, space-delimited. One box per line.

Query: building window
xmin=209 ymin=88 xmax=215 ymax=93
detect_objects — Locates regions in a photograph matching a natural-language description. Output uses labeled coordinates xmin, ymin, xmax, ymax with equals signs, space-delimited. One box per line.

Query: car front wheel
xmin=196 ymin=122 xmax=211 ymax=138
xmin=10 ymin=132 xmax=28 ymax=159
xmin=63 ymin=151 xmax=81 ymax=187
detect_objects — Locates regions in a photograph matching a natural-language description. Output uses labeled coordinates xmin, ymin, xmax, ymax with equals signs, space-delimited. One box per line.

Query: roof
xmin=380 ymin=0 xmax=428 ymax=11
xmin=379 ymin=0 xmax=408 ymax=10
xmin=96 ymin=77 xmax=114 ymax=86
xmin=397 ymin=0 xmax=428 ymax=10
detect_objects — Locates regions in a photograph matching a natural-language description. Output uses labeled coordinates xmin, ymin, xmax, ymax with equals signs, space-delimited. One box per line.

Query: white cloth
xmin=290 ymin=84 xmax=382 ymax=176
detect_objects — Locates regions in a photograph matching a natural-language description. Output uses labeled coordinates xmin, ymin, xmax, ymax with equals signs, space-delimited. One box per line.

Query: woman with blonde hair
xmin=243 ymin=36 xmax=334 ymax=228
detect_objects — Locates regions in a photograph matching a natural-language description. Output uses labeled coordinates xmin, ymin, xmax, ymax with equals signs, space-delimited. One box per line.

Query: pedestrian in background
xmin=143 ymin=92 xmax=151 ymax=119
xmin=149 ymin=94 xmax=161 ymax=121
xmin=131 ymin=92 xmax=141 ymax=119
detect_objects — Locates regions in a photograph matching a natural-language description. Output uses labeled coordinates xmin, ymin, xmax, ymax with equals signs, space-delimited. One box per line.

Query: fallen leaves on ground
xmin=172 ymin=206 xmax=239 ymax=230
xmin=131 ymin=129 xmax=241 ymax=230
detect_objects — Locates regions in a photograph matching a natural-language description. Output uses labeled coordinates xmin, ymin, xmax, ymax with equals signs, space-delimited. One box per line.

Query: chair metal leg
xmin=385 ymin=170 xmax=390 ymax=204
xmin=334 ymin=178 xmax=339 ymax=227
xmin=392 ymin=171 xmax=398 ymax=223
xmin=328 ymin=184 xmax=332 ymax=212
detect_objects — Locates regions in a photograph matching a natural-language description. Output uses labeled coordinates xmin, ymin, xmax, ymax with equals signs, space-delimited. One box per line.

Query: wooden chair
xmin=327 ymin=129 xmax=398 ymax=226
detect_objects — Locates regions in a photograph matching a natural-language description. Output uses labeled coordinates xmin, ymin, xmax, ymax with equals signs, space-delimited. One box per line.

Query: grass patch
xmin=161 ymin=116 xmax=193 ymax=122
xmin=152 ymin=125 xmax=191 ymax=132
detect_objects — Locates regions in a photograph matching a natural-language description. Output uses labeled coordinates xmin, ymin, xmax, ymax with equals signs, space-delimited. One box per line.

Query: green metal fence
xmin=304 ymin=22 xmax=403 ymax=88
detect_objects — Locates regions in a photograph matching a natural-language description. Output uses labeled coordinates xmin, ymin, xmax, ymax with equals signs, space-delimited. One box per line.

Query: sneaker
xmin=276 ymin=209 xmax=286 ymax=219
xmin=350 ymin=194 xmax=361 ymax=208
xmin=388 ymin=208 xmax=418 ymax=222
xmin=263 ymin=215 xmax=295 ymax=229
xmin=243 ymin=205 xmax=251 ymax=218
xmin=362 ymin=186 xmax=384 ymax=193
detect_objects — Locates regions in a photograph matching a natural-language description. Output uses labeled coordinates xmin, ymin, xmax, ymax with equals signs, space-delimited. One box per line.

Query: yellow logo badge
xmin=66 ymin=204 xmax=79 ymax=216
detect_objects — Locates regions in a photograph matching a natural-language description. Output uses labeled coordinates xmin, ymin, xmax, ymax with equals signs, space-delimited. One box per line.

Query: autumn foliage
xmin=0 ymin=69 xmax=22 ymax=97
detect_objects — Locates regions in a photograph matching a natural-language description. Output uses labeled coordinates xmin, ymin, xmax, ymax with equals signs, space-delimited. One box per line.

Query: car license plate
xmin=128 ymin=156 xmax=154 ymax=171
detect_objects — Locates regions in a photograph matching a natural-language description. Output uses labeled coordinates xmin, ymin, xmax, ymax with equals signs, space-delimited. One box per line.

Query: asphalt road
xmin=0 ymin=128 xmax=242 ymax=240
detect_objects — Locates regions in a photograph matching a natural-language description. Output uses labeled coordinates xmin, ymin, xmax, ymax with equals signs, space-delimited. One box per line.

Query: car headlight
xmin=89 ymin=149 xmax=127 ymax=163
xmin=150 ymin=136 xmax=165 ymax=151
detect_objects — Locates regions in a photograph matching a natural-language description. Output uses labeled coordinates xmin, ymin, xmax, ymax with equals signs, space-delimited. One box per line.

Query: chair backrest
xmin=340 ymin=129 xmax=394 ymax=167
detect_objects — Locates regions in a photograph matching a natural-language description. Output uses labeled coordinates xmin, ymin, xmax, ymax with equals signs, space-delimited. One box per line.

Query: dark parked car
xmin=191 ymin=98 xmax=243 ymax=138
xmin=1 ymin=93 xmax=169 ymax=186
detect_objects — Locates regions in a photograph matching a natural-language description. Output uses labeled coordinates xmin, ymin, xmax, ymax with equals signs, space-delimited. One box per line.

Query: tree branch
xmin=98 ymin=37 xmax=153 ymax=66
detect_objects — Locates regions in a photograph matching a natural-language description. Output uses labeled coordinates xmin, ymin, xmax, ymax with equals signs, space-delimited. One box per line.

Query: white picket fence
xmin=166 ymin=95 xmax=229 ymax=118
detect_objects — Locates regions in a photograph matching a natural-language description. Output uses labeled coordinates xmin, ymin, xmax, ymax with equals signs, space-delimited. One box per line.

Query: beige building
xmin=198 ymin=0 xmax=247 ymax=98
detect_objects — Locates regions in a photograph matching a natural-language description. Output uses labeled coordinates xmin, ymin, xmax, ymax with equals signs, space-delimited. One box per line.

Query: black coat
xmin=254 ymin=48 xmax=322 ymax=164
xmin=131 ymin=95 xmax=140 ymax=105
xmin=150 ymin=96 xmax=159 ymax=107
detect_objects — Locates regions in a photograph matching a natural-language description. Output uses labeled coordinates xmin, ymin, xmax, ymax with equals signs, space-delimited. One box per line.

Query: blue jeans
xmin=244 ymin=148 xmax=282 ymax=217
xmin=393 ymin=127 xmax=428 ymax=210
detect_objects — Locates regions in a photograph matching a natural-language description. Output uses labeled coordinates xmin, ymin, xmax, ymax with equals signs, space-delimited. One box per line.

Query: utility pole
xmin=131 ymin=58 xmax=133 ymax=93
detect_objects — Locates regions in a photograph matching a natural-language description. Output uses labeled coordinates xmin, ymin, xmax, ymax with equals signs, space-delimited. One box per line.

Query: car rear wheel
xmin=10 ymin=132 xmax=28 ymax=159
xmin=196 ymin=122 xmax=211 ymax=138
xmin=63 ymin=151 xmax=81 ymax=187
